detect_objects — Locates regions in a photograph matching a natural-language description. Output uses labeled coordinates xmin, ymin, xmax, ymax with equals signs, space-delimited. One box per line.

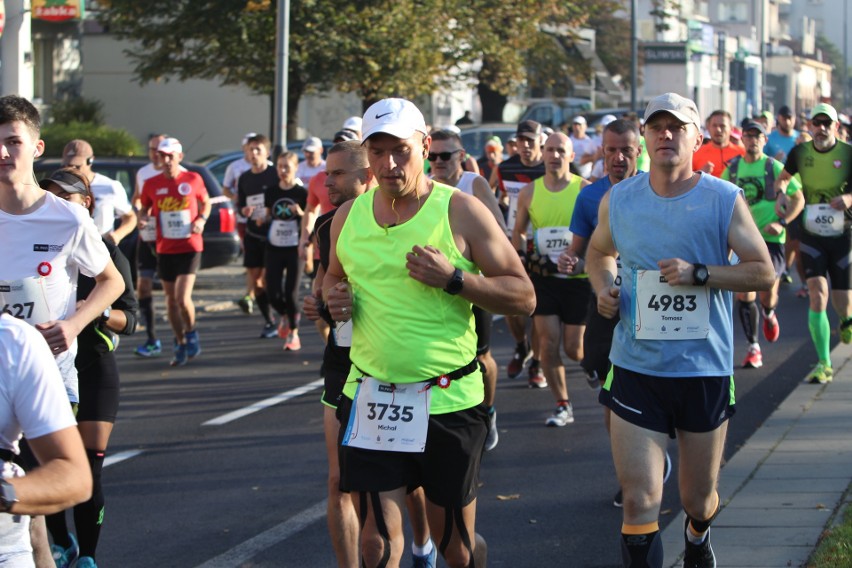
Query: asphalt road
xmin=84 ymin=263 xmax=825 ymax=567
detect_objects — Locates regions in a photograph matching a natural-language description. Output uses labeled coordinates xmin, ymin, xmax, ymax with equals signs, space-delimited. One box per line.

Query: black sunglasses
xmin=812 ymin=118 xmax=834 ymax=128
xmin=427 ymin=149 xmax=461 ymax=162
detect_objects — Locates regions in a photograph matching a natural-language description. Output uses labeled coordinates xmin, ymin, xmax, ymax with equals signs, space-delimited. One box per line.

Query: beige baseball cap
xmin=643 ymin=93 xmax=701 ymax=129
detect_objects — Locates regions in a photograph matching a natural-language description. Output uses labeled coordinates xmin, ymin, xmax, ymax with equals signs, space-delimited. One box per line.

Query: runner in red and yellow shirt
xmin=139 ymin=137 xmax=210 ymax=366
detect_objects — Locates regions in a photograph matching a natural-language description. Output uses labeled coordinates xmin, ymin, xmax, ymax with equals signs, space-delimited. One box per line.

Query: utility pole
xmin=844 ymin=0 xmax=848 ymax=110
xmin=631 ymin=0 xmax=638 ymax=112
xmin=272 ymin=0 xmax=290 ymax=159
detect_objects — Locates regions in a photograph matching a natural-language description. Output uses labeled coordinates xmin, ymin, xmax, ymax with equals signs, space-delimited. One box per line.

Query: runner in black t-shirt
xmin=236 ymin=134 xmax=279 ymax=338
xmin=264 ymin=152 xmax=308 ymax=351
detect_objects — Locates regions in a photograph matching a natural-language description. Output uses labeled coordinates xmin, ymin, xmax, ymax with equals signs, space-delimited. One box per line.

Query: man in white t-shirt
xmin=570 ymin=115 xmax=600 ymax=179
xmin=224 ymin=132 xmax=258 ymax=314
xmin=0 ymin=95 xmax=124 ymax=404
xmin=131 ymin=134 xmax=173 ymax=357
xmin=61 ymin=139 xmax=136 ymax=245
xmin=0 ymin=314 xmax=92 ymax=566
xmin=295 ymin=137 xmax=326 ymax=186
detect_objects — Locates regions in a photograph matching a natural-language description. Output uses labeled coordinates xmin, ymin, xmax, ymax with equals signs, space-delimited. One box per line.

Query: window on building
xmin=718 ymin=1 xmax=748 ymax=22
xmin=32 ymin=38 xmax=54 ymax=104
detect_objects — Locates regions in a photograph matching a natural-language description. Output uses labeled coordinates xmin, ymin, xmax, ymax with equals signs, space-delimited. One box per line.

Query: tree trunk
xmin=478 ymin=82 xmax=508 ymax=123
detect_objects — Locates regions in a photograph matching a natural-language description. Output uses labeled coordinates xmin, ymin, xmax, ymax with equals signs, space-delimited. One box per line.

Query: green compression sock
xmin=808 ymin=309 xmax=831 ymax=364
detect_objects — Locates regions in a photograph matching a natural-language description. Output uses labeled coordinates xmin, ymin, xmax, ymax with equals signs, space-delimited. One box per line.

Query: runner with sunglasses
xmin=496 ymin=120 xmax=547 ymax=387
xmin=429 ymin=129 xmax=507 ymax=451
xmin=774 ymin=102 xmax=852 ymax=384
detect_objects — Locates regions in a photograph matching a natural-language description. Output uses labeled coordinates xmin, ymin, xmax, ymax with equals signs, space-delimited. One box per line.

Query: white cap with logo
xmin=157 ymin=137 xmax=183 ymax=155
xmin=361 ymin=98 xmax=428 ymax=142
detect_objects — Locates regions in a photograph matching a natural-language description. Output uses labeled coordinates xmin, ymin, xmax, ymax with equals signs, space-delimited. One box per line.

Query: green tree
xmin=95 ymin=0 xmax=327 ymax=138
xmin=95 ymin=0 xmax=625 ymax=127
xmin=457 ymin=0 xmax=627 ymax=121
xmin=815 ymin=33 xmax=850 ymax=110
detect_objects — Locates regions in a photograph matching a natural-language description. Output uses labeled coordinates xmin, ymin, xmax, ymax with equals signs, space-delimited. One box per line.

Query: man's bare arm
xmin=7 ymin=427 xmax=91 ymax=515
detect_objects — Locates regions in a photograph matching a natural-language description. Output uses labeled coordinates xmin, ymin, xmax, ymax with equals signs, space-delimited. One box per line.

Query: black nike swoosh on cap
xmin=376 ymin=112 xmax=393 ymax=119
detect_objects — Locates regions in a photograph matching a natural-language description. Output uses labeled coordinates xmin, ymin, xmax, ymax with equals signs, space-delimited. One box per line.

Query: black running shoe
xmin=683 ymin=518 xmax=716 ymax=568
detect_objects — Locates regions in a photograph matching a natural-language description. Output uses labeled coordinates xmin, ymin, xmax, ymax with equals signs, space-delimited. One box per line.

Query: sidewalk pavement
xmin=661 ymin=342 xmax=852 ymax=568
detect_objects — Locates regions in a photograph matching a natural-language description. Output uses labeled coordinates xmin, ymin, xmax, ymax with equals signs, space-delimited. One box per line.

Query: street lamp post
xmin=272 ymin=0 xmax=290 ymax=158
xmin=631 ymin=0 xmax=638 ymax=112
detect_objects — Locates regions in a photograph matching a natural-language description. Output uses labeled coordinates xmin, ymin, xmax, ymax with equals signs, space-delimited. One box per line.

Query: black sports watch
xmin=778 ymin=217 xmax=788 ymax=227
xmin=100 ymin=307 xmax=111 ymax=324
xmin=0 ymin=479 xmax=18 ymax=513
xmin=692 ymin=263 xmax=710 ymax=286
xmin=444 ymin=268 xmax=464 ymax=295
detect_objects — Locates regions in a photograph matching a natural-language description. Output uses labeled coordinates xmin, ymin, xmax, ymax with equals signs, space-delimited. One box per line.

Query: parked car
xmin=196 ymin=139 xmax=334 ymax=186
xmin=457 ymin=123 xmax=518 ymax=159
xmin=520 ymin=98 xmax=592 ymax=128
xmin=520 ymin=99 xmax=632 ymax=132
xmin=196 ymin=151 xmax=243 ymax=186
xmin=34 ymin=158 xmax=240 ymax=270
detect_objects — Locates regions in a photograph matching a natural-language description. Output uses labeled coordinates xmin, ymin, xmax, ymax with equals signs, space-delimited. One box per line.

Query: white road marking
xmin=202 ymin=379 xmax=325 ymax=426
xmin=103 ymin=450 xmax=143 ymax=468
xmin=194 ymin=499 xmax=327 ymax=568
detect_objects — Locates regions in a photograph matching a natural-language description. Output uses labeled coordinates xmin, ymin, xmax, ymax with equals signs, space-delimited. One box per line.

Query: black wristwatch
xmin=0 ymin=479 xmax=18 ymax=513
xmin=444 ymin=268 xmax=464 ymax=295
xmin=778 ymin=217 xmax=788 ymax=227
xmin=692 ymin=263 xmax=710 ymax=286
xmin=100 ymin=307 xmax=111 ymax=324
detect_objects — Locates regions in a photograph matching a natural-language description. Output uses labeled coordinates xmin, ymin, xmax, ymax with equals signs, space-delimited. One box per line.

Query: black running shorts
xmin=581 ymin=296 xmax=618 ymax=381
xmin=800 ymin=229 xmax=852 ymax=290
xmin=76 ymin=352 xmax=120 ymax=423
xmin=243 ymin=235 xmax=266 ymax=269
xmin=472 ymin=306 xmax=493 ymax=355
xmin=532 ymin=275 xmax=591 ymax=325
xmin=766 ymin=241 xmax=786 ymax=279
xmin=157 ymin=251 xmax=201 ymax=282
xmin=599 ymin=366 xmax=735 ymax=438
xmin=136 ymin=240 xmax=158 ymax=278
xmin=337 ymin=396 xmax=488 ymax=508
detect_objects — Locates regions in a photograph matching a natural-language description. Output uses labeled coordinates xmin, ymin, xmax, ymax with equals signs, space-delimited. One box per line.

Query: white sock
xmin=686 ymin=523 xmax=708 ymax=545
xmin=412 ymin=538 xmax=434 ymax=557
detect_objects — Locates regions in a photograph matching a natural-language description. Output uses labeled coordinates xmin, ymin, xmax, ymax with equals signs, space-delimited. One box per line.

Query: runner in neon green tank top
xmin=323 ymin=98 xmax=534 ymax=568
xmin=775 ymin=103 xmax=852 ymax=383
xmin=512 ymin=132 xmax=591 ymax=428
xmin=722 ymin=121 xmax=804 ymax=370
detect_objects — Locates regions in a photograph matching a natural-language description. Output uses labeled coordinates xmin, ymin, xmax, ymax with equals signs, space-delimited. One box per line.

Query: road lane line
xmin=103 ymin=450 xmax=143 ymax=468
xmin=194 ymin=499 xmax=327 ymax=568
xmin=202 ymin=378 xmax=325 ymax=426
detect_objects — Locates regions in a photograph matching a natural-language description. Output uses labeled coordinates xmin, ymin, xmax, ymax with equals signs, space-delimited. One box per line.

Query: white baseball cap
xmin=573 ymin=116 xmax=587 ymax=125
xmin=342 ymin=116 xmax=362 ymax=133
xmin=644 ymin=93 xmax=701 ymax=129
xmin=241 ymin=132 xmax=258 ymax=146
xmin=301 ymin=136 xmax=323 ymax=152
xmin=600 ymin=114 xmax=618 ymax=127
xmin=157 ymin=137 xmax=183 ymax=155
xmin=361 ymin=98 xmax=428 ymax=142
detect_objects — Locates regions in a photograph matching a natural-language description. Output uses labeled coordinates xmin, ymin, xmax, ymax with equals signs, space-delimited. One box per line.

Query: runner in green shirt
xmin=722 ymin=121 xmax=802 ymax=369
xmin=775 ymin=103 xmax=852 ymax=383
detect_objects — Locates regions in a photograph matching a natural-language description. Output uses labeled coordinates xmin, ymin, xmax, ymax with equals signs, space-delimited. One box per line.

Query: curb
xmin=662 ymin=342 xmax=852 ymax=567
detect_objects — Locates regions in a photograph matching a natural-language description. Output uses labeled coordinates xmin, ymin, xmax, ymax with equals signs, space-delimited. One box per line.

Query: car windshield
xmin=33 ymin=159 xmax=225 ymax=200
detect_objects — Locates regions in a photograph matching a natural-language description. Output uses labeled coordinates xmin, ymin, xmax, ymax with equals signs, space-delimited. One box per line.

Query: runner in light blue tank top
xmin=585 ymin=92 xmax=775 ymax=568
xmin=609 ymin=172 xmax=739 ymax=377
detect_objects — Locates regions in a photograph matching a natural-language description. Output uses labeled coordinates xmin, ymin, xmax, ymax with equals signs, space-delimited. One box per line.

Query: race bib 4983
xmin=632 ymin=269 xmax=710 ymax=340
